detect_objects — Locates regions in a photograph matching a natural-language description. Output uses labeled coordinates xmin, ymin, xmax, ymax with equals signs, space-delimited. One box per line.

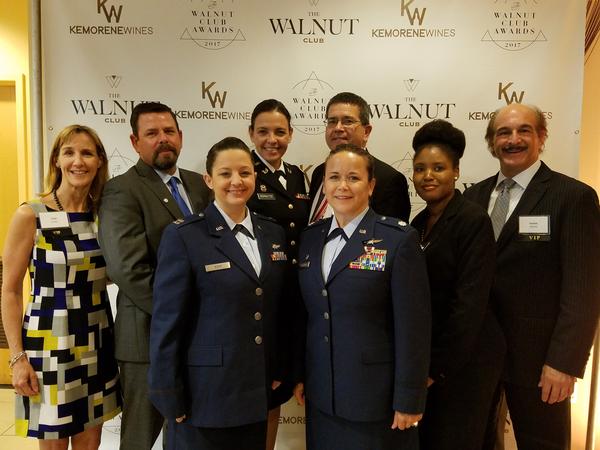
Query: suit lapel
xmin=252 ymin=215 xmax=272 ymax=282
xmin=497 ymin=162 xmax=551 ymax=249
xmin=326 ymin=210 xmax=377 ymax=285
xmin=135 ymin=160 xmax=182 ymax=219
xmin=206 ymin=204 xmax=259 ymax=283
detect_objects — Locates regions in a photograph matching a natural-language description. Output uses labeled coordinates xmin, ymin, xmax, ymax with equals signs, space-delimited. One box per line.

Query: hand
xmin=271 ymin=380 xmax=282 ymax=390
xmin=176 ymin=414 xmax=186 ymax=423
xmin=427 ymin=377 xmax=434 ymax=388
xmin=391 ymin=411 xmax=422 ymax=430
xmin=293 ymin=382 xmax=305 ymax=406
xmin=538 ymin=364 xmax=575 ymax=404
xmin=12 ymin=358 xmax=39 ymax=397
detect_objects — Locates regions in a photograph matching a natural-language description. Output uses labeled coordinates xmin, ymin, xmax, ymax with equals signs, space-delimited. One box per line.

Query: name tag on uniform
xmin=39 ymin=211 xmax=69 ymax=229
xmin=205 ymin=262 xmax=231 ymax=272
xmin=518 ymin=215 xmax=550 ymax=241
xmin=257 ymin=193 xmax=276 ymax=201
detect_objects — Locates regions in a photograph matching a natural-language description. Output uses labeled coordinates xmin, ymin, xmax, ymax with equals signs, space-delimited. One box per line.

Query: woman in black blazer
xmin=246 ymin=99 xmax=310 ymax=449
xmin=149 ymin=137 xmax=289 ymax=450
xmin=410 ymin=120 xmax=506 ymax=450
xmin=294 ymin=144 xmax=431 ymax=450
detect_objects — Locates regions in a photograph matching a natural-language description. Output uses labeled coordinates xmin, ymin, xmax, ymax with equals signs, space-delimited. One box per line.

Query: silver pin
xmin=359 ymin=229 xmax=366 ymax=234
xmin=216 ymin=225 xmax=224 ymax=231
xmin=163 ymin=198 xmax=169 ymax=203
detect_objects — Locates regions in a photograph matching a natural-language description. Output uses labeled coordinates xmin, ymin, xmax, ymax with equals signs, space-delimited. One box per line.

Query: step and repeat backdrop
xmin=41 ymin=1 xmax=584 ymax=448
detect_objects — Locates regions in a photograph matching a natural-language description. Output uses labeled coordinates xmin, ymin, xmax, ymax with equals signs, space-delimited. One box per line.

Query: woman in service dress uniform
xmin=1 ymin=125 xmax=121 ymax=450
xmin=148 ymin=137 xmax=290 ymax=450
xmin=293 ymin=144 xmax=431 ymax=450
xmin=246 ymin=99 xmax=310 ymax=449
xmin=410 ymin=120 xmax=506 ymax=450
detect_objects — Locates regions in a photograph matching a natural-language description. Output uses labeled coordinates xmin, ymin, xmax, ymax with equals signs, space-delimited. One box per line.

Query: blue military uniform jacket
xmin=149 ymin=203 xmax=289 ymax=428
xmin=296 ymin=209 xmax=431 ymax=421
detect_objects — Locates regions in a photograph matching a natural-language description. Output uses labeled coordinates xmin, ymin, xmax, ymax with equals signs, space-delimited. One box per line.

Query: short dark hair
xmin=130 ymin=102 xmax=179 ymax=137
xmin=484 ymin=104 xmax=548 ymax=152
xmin=325 ymin=143 xmax=375 ymax=181
xmin=206 ymin=137 xmax=252 ymax=174
xmin=249 ymin=99 xmax=292 ymax=131
xmin=412 ymin=119 xmax=466 ymax=167
xmin=326 ymin=92 xmax=370 ymax=126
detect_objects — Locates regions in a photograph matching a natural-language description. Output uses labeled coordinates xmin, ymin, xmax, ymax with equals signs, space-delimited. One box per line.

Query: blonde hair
xmin=42 ymin=125 xmax=109 ymax=214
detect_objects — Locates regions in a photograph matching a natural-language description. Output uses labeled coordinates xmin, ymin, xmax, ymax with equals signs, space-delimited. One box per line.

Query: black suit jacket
xmin=464 ymin=162 xmax=600 ymax=386
xmin=98 ymin=159 xmax=210 ymax=362
xmin=411 ymin=191 xmax=505 ymax=382
xmin=297 ymin=210 xmax=431 ymax=421
xmin=247 ymin=151 xmax=310 ymax=260
xmin=309 ymin=153 xmax=411 ymax=221
xmin=149 ymin=204 xmax=288 ymax=428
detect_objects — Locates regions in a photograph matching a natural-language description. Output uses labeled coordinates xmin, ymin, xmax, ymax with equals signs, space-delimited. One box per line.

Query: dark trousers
xmin=306 ymin=402 xmax=418 ymax=450
xmin=119 ymin=361 xmax=165 ymax=450
xmin=483 ymin=381 xmax=571 ymax=450
xmin=167 ymin=419 xmax=267 ymax=450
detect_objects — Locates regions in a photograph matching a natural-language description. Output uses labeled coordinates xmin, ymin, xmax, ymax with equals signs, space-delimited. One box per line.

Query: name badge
xmin=257 ymin=193 xmax=276 ymax=201
xmin=205 ymin=262 xmax=231 ymax=272
xmin=518 ymin=215 xmax=550 ymax=241
xmin=39 ymin=211 xmax=69 ymax=229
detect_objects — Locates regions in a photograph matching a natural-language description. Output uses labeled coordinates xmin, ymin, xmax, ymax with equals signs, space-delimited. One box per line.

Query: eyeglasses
xmin=324 ymin=117 xmax=363 ymax=128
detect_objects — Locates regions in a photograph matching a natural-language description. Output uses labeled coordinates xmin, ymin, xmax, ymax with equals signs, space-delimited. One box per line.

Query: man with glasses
xmin=308 ymin=92 xmax=411 ymax=223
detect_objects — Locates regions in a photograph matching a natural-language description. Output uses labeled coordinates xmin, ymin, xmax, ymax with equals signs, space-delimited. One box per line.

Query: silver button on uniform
xmin=323 ymin=312 xmax=329 ymax=320
xmin=321 ymin=289 xmax=327 ymax=297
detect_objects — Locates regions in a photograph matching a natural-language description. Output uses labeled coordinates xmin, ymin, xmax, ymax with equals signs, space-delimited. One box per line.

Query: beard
xmin=152 ymin=143 xmax=179 ymax=171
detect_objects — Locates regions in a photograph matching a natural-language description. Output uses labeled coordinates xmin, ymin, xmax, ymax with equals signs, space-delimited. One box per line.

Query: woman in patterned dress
xmin=1 ymin=125 xmax=121 ymax=449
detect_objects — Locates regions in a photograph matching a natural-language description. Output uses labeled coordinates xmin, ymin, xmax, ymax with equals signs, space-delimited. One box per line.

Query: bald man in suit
xmin=464 ymin=103 xmax=600 ymax=450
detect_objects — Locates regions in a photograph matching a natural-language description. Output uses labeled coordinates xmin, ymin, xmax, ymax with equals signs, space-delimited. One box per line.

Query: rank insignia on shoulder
xmin=173 ymin=219 xmax=184 ymax=224
xmin=397 ymin=220 xmax=407 ymax=226
xmin=215 ymin=225 xmax=224 ymax=231
xmin=271 ymin=251 xmax=287 ymax=261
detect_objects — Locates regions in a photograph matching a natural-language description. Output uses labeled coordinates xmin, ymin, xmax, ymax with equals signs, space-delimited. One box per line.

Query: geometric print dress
xmin=16 ymin=201 xmax=121 ymax=439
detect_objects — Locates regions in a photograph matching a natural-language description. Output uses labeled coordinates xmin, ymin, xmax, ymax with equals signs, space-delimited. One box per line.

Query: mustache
xmin=501 ymin=144 xmax=527 ymax=152
xmin=156 ymin=143 xmax=177 ymax=154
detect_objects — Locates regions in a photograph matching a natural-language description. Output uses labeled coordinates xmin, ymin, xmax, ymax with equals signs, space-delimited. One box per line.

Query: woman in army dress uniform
xmin=246 ymin=99 xmax=310 ymax=449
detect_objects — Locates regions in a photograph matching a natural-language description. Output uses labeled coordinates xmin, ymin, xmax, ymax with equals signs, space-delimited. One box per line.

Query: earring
xmin=454 ymin=176 xmax=458 ymax=180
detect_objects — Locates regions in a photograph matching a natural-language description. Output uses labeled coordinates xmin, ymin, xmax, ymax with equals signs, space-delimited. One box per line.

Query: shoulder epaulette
xmin=377 ymin=215 xmax=409 ymax=231
xmin=174 ymin=212 xmax=205 ymax=227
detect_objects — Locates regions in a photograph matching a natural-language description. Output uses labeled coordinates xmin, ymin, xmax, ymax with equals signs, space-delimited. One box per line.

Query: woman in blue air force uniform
xmin=149 ymin=137 xmax=290 ymax=450
xmin=293 ymin=144 xmax=431 ymax=450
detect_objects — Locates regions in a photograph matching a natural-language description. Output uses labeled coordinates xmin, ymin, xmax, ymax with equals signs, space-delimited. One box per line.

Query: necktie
xmin=310 ymin=188 xmax=329 ymax=223
xmin=274 ymin=170 xmax=287 ymax=189
xmin=233 ymin=224 xmax=255 ymax=240
xmin=326 ymin=228 xmax=348 ymax=243
xmin=490 ymin=178 xmax=516 ymax=240
xmin=167 ymin=177 xmax=192 ymax=217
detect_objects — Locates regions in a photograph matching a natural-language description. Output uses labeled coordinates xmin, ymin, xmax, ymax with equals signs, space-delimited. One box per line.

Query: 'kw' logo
xmin=202 ymin=82 xmax=227 ymax=109
xmin=498 ymin=82 xmax=525 ymax=104
xmin=401 ymin=0 xmax=426 ymax=26
xmin=97 ymin=0 xmax=123 ymax=23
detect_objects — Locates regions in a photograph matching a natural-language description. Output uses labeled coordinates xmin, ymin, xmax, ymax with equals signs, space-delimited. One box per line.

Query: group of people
xmin=1 ymin=92 xmax=598 ymax=450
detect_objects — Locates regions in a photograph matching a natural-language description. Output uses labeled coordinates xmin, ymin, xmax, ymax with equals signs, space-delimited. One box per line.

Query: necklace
xmin=419 ymin=227 xmax=430 ymax=251
xmin=52 ymin=190 xmax=64 ymax=211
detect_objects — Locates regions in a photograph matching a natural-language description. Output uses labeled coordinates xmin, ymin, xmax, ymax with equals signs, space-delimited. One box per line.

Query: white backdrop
xmin=42 ymin=1 xmax=585 ymax=448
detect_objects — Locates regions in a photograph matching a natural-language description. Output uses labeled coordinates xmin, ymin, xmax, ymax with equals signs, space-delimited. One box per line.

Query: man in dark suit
xmin=464 ymin=103 xmax=600 ymax=450
xmin=98 ymin=101 xmax=209 ymax=450
xmin=308 ymin=92 xmax=411 ymax=222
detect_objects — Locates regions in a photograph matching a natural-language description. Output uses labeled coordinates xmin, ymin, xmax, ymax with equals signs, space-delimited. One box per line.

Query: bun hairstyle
xmin=412 ymin=119 xmax=466 ymax=167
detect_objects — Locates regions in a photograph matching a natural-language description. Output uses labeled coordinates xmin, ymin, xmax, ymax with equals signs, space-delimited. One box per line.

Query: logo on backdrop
xmin=467 ymin=81 xmax=553 ymax=121
xmin=180 ymin=0 xmax=246 ymax=50
xmin=174 ymin=81 xmax=250 ymax=121
xmin=108 ymin=148 xmax=136 ymax=178
xmin=69 ymin=1 xmax=153 ymax=36
xmin=286 ymin=72 xmax=335 ymax=135
xmin=370 ymin=78 xmax=457 ymax=128
xmin=371 ymin=0 xmax=455 ymax=39
xmin=481 ymin=0 xmax=547 ymax=51
xmin=268 ymin=1 xmax=359 ymax=44
xmin=70 ymin=75 xmax=142 ymax=125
